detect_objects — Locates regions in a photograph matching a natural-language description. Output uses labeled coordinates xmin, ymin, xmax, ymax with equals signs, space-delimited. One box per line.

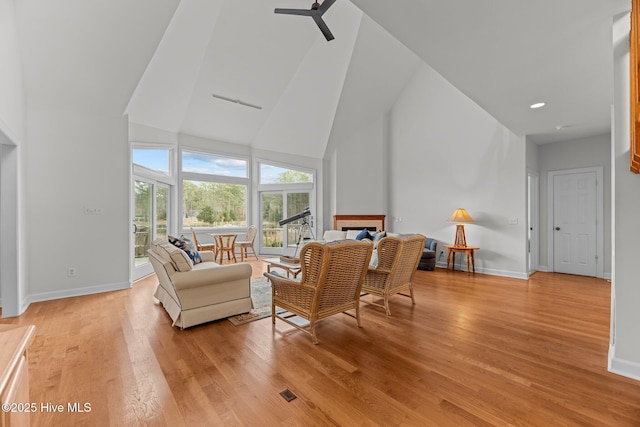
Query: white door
xmin=259 ymin=191 xmax=312 ymax=255
xmin=133 ymin=178 xmax=170 ymax=280
xmin=552 ymin=171 xmax=597 ymax=276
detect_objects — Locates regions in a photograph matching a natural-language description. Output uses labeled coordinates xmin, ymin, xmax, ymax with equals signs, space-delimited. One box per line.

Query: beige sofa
xmin=147 ymin=239 xmax=253 ymax=328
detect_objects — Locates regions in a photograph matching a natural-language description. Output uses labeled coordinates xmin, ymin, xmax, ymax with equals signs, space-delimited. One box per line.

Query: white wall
xmin=536 ymin=134 xmax=612 ymax=275
xmin=332 ymin=115 xmax=387 ymax=218
xmin=388 ymin=63 xmax=528 ymax=277
xmin=0 ymin=0 xmax=25 ymax=143
xmin=610 ymin=12 xmax=640 ymax=380
xmin=26 ymin=101 xmax=130 ymax=301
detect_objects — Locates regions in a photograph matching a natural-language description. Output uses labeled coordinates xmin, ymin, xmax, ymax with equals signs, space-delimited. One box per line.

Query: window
xmin=260 ymin=163 xmax=313 ymax=184
xmin=181 ymin=150 xmax=249 ymax=229
xmin=133 ymin=148 xmax=171 ymax=175
xmin=183 ymin=151 xmax=247 ymax=177
xmin=182 ymin=180 xmax=247 ymax=228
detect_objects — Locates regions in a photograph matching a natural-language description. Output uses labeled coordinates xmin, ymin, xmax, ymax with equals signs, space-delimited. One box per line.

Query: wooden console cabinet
xmin=0 ymin=325 xmax=36 ymax=427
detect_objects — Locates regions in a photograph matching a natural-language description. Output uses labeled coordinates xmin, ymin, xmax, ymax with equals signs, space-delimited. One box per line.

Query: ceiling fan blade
xmin=317 ymin=0 xmax=336 ymax=15
xmin=312 ymin=15 xmax=334 ymax=41
xmin=274 ymin=8 xmax=312 ymax=16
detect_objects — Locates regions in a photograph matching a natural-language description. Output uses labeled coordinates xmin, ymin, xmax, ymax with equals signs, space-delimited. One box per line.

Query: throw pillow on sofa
xmin=355 ymin=228 xmax=373 ymax=241
xmin=168 ymin=235 xmax=202 ymax=264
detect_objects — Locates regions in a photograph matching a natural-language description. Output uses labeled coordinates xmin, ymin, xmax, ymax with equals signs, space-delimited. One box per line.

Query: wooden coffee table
xmin=264 ymin=257 xmax=302 ymax=278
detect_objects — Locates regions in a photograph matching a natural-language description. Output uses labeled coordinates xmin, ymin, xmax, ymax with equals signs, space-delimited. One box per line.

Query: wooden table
xmin=264 ymin=257 xmax=302 ymax=279
xmin=211 ymin=233 xmax=237 ymax=264
xmin=444 ymin=245 xmax=479 ymax=273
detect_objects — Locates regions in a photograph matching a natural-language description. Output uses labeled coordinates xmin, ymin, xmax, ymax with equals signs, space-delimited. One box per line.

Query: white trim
xmin=609 ymin=344 xmax=640 ymax=381
xmin=0 ymin=117 xmax=21 ymax=146
xmin=25 ymin=281 xmax=131 ymax=307
xmin=0 ymin=141 xmax=21 ymax=317
xmin=527 ymin=170 xmax=540 ymax=274
xmin=434 ymin=262 xmax=529 ymax=280
xmin=547 ymin=166 xmax=604 ymax=278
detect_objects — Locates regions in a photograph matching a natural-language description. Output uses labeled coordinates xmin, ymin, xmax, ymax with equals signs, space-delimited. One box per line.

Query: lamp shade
xmin=447 ymin=208 xmax=474 ymax=224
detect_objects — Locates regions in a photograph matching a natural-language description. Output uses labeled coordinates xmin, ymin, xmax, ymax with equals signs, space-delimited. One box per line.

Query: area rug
xmin=228 ymin=276 xmax=273 ymax=326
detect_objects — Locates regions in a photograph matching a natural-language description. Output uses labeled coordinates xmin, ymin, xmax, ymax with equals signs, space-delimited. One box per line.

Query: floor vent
xmin=279 ymin=389 xmax=297 ymax=402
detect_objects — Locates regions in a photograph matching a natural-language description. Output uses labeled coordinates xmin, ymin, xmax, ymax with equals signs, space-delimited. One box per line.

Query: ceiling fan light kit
xmin=275 ymin=0 xmax=337 ymax=41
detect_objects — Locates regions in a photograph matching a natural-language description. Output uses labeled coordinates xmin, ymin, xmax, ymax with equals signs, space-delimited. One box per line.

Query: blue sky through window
xmin=182 ymin=151 xmax=247 ymax=177
xmin=260 ymin=164 xmax=312 ymax=184
xmin=133 ymin=149 xmax=169 ymax=174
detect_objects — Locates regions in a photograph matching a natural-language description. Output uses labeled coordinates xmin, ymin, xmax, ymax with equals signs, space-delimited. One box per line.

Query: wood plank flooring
xmin=2 ymin=261 xmax=639 ymax=426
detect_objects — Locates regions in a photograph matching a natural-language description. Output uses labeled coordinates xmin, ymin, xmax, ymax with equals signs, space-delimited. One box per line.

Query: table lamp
xmin=447 ymin=208 xmax=474 ymax=247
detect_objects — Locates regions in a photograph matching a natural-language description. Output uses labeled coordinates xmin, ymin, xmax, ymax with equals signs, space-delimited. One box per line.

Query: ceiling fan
xmin=275 ymin=0 xmax=337 ymax=41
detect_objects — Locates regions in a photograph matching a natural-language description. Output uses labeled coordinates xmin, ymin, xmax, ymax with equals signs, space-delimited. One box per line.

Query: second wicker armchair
xmin=361 ymin=234 xmax=426 ymax=315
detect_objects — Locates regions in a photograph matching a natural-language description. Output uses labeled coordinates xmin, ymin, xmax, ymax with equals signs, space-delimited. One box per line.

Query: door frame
xmin=0 ymin=139 xmax=20 ymax=317
xmin=527 ymin=170 xmax=539 ymax=275
xmin=547 ymin=166 xmax=604 ymax=278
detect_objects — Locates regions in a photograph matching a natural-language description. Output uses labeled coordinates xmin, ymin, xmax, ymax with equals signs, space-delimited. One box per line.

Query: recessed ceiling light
xmin=530 ymin=102 xmax=546 ymax=109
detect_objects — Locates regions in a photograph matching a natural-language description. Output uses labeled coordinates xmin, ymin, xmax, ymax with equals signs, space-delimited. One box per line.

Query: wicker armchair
xmin=361 ymin=234 xmax=426 ymax=315
xmin=264 ymin=240 xmax=373 ymax=344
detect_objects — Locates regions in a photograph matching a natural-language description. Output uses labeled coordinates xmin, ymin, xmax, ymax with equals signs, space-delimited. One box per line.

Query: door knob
xmin=555 ymin=227 xmax=560 ymax=231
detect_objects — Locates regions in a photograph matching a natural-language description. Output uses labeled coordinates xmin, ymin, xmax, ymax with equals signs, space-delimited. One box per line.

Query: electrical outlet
xmin=67 ymin=267 xmax=77 ymax=277
xmin=509 ymin=217 xmax=519 ymax=225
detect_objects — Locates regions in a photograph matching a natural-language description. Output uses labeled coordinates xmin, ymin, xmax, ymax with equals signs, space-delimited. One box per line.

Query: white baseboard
xmin=435 ymin=262 xmax=528 ymax=280
xmin=531 ymin=265 xmax=611 ymax=280
xmin=609 ymin=344 xmax=640 ymax=381
xmin=24 ymin=281 xmax=132 ymax=309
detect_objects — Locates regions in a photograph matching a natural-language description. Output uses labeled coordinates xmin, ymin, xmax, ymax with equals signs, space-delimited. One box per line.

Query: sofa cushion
xmin=323 ymin=230 xmax=347 ymax=242
xmin=156 ymin=239 xmax=193 ymax=272
xmin=345 ymin=229 xmax=361 ymax=240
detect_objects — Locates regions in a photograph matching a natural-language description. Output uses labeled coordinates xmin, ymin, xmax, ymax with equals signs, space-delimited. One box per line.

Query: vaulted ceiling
xmin=16 ymin=0 xmax=631 ymax=158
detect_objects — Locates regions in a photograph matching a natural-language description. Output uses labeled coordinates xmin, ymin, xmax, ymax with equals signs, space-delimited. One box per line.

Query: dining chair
xmin=235 ymin=225 xmax=258 ymax=261
xmin=190 ymin=227 xmax=217 ymax=257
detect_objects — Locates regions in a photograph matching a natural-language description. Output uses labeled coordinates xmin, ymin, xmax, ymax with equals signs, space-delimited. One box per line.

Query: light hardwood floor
xmin=1 ymin=259 xmax=639 ymax=426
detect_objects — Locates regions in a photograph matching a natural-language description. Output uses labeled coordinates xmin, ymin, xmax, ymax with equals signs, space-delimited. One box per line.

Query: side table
xmin=444 ymin=245 xmax=479 ymax=273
